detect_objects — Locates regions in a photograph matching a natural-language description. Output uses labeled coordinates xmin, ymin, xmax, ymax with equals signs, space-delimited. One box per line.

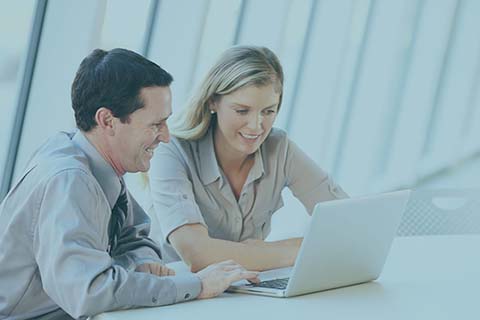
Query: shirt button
xmin=184 ymin=293 xmax=191 ymax=299
xmin=152 ymin=297 xmax=157 ymax=303
xmin=182 ymin=194 xmax=188 ymax=199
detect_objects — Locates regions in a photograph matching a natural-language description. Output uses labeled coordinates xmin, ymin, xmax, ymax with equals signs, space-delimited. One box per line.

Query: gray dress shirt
xmin=0 ymin=131 xmax=201 ymax=320
xmin=148 ymin=128 xmax=348 ymax=262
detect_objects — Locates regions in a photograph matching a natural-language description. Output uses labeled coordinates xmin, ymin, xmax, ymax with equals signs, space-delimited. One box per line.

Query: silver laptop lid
xmin=285 ymin=190 xmax=410 ymax=297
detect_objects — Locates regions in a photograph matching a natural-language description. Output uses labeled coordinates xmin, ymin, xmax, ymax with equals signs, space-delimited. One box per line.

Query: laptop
xmin=228 ymin=190 xmax=410 ymax=297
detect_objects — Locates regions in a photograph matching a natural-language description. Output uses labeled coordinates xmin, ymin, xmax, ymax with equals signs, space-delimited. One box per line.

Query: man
xmin=0 ymin=48 xmax=257 ymax=319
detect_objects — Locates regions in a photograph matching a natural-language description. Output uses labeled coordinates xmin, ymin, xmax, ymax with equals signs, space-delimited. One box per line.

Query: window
xmin=0 ymin=2 xmax=35 ymax=189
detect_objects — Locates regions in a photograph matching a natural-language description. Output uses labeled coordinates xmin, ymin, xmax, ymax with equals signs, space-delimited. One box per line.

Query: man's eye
xmin=236 ymin=110 xmax=248 ymax=114
xmin=263 ymin=109 xmax=276 ymax=115
xmin=151 ymin=123 xmax=163 ymax=132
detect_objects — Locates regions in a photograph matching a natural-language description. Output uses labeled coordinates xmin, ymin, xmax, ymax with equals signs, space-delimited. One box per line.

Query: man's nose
xmin=159 ymin=125 xmax=170 ymax=143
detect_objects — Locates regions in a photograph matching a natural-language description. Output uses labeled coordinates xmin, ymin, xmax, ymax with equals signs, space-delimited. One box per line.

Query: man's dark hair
xmin=71 ymin=48 xmax=173 ymax=131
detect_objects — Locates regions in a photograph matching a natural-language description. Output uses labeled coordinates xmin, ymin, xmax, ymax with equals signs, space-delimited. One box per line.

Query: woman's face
xmin=212 ymin=83 xmax=280 ymax=159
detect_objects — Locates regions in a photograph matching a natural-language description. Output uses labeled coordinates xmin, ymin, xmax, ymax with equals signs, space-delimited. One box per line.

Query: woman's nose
xmin=247 ymin=113 xmax=263 ymax=130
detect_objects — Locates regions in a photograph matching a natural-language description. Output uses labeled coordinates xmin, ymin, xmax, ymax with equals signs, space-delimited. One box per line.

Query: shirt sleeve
xmin=149 ymin=143 xmax=207 ymax=243
xmin=33 ymin=169 xmax=201 ymax=319
xmin=285 ymin=138 xmax=348 ymax=214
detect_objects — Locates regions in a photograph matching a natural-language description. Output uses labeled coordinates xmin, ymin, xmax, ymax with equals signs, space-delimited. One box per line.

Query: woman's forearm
xmin=187 ymin=236 xmax=302 ymax=272
xmin=170 ymin=224 xmax=303 ymax=272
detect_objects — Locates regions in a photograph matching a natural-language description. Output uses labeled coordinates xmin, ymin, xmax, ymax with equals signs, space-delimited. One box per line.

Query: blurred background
xmin=1 ymin=0 xmax=479 ymax=239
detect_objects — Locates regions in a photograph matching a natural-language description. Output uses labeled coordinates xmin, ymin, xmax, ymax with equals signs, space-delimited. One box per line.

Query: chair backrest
xmin=397 ymin=188 xmax=480 ymax=236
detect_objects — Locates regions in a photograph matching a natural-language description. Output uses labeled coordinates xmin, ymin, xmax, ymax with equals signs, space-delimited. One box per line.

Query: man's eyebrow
xmin=158 ymin=112 xmax=173 ymax=122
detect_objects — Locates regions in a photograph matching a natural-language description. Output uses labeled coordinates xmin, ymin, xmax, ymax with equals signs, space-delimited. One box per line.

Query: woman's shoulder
xmin=262 ymin=127 xmax=290 ymax=152
xmin=150 ymin=136 xmax=200 ymax=177
xmin=158 ymin=135 xmax=196 ymax=154
xmin=262 ymin=128 xmax=308 ymax=166
xmin=267 ymin=127 xmax=287 ymax=138
xmin=152 ymin=136 xmax=197 ymax=169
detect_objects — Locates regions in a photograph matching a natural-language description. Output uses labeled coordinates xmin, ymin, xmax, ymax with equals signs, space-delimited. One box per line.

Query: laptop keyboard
xmin=251 ymin=278 xmax=289 ymax=289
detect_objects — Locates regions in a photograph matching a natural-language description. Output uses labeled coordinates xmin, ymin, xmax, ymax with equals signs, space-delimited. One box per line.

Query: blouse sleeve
xmin=285 ymin=138 xmax=348 ymax=214
xmin=148 ymin=141 xmax=207 ymax=243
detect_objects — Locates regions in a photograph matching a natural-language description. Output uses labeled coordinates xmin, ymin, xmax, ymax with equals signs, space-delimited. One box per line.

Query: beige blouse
xmin=148 ymin=128 xmax=347 ymax=262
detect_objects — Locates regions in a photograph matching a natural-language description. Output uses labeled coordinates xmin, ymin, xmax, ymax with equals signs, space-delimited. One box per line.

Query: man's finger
xmin=222 ymin=265 xmax=246 ymax=272
xmin=228 ymin=270 xmax=259 ymax=284
xmin=158 ymin=265 xmax=175 ymax=276
xmin=160 ymin=266 xmax=169 ymax=275
xmin=216 ymin=259 xmax=237 ymax=267
xmin=153 ymin=265 xmax=163 ymax=276
xmin=148 ymin=265 xmax=157 ymax=275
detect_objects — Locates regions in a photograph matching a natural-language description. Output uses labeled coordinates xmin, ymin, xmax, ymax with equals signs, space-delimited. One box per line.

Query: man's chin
xmin=134 ymin=162 xmax=150 ymax=173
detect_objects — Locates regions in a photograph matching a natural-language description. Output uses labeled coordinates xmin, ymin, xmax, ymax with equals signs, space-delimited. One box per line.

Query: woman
xmin=148 ymin=45 xmax=347 ymax=272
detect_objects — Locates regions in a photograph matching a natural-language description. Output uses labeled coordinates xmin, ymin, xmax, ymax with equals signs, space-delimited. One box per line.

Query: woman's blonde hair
xmin=172 ymin=45 xmax=284 ymax=140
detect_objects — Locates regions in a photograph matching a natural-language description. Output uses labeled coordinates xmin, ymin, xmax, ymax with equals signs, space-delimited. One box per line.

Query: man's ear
xmin=95 ymin=107 xmax=116 ymax=136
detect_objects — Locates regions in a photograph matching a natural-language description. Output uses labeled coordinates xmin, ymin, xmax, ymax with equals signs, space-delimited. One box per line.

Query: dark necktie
xmin=108 ymin=181 xmax=128 ymax=255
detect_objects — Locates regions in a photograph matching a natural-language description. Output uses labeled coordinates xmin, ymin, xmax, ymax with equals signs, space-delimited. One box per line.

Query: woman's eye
xmin=263 ymin=109 xmax=276 ymax=115
xmin=236 ymin=110 xmax=248 ymax=115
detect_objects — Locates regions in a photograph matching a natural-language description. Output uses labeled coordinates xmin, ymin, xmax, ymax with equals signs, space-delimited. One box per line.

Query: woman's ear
xmin=208 ymin=96 xmax=219 ymax=114
xmin=95 ymin=107 xmax=116 ymax=135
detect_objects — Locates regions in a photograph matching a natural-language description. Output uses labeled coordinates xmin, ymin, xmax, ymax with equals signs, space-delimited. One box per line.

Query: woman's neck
xmin=213 ymin=128 xmax=253 ymax=175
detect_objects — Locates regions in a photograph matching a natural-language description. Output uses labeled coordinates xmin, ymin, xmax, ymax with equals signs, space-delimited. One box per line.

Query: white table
xmin=92 ymin=235 xmax=480 ymax=320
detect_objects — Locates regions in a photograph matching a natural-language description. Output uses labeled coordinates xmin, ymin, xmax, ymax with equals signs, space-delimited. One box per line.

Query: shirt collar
xmin=72 ymin=130 xmax=122 ymax=209
xmin=198 ymin=128 xmax=265 ymax=187
xmin=245 ymin=147 xmax=265 ymax=185
xmin=198 ymin=128 xmax=222 ymax=186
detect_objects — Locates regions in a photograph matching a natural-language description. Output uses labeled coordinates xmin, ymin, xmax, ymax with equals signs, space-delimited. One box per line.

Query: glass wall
xmin=0 ymin=2 xmax=35 ymax=185
xmin=2 ymin=0 xmax=479 ymax=238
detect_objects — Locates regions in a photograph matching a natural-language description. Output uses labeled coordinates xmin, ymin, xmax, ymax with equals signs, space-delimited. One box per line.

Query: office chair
xmin=397 ymin=188 xmax=480 ymax=236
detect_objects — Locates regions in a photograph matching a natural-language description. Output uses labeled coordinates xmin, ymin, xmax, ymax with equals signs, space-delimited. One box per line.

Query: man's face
xmin=110 ymin=86 xmax=172 ymax=174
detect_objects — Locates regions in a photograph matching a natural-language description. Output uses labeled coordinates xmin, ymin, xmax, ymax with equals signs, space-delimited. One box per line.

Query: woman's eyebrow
xmin=231 ymin=103 xmax=277 ymax=109
xmin=231 ymin=103 xmax=251 ymax=108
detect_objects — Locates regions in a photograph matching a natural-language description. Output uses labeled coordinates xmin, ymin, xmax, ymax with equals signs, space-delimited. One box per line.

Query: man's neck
xmin=83 ymin=130 xmax=124 ymax=176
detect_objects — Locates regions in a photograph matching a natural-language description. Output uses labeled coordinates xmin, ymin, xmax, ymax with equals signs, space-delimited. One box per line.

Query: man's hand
xmin=196 ymin=260 xmax=259 ymax=299
xmin=135 ymin=263 xmax=176 ymax=276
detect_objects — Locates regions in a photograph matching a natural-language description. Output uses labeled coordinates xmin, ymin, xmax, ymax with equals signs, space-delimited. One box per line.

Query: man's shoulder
xmin=29 ymin=131 xmax=92 ymax=177
xmin=6 ymin=132 xmax=101 ymax=211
